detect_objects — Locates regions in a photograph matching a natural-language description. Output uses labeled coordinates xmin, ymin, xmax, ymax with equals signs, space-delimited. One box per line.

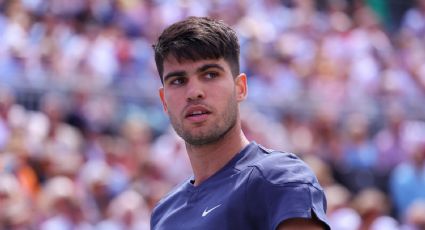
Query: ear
xmin=235 ymin=73 xmax=248 ymax=102
xmin=159 ymin=87 xmax=168 ymax=112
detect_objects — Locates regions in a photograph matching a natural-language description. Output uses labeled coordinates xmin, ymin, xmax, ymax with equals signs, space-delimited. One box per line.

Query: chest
xmin=153 ymin=171 xmax=256 ymax=230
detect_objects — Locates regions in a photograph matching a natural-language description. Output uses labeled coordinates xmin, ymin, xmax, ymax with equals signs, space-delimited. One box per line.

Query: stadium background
xmin=0 ymin=0 xmax=425 ymax=229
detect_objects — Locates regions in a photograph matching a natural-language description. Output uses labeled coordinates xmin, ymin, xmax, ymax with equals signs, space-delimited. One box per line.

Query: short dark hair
xmin=153 ymin=16 xmax=240 ymax=84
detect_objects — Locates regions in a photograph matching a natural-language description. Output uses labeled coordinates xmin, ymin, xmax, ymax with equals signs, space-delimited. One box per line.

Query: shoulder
xmin=247 ymin=145 xmax=320 ymax=187
xmin=243 ymin=145 xmax=330 ymax=229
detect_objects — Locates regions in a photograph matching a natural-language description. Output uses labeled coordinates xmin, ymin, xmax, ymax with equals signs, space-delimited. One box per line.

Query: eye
xmin=205 ymin=72 xmax=219 ymax=79
xmin=169 ymin=77 xmax=186 ymax=86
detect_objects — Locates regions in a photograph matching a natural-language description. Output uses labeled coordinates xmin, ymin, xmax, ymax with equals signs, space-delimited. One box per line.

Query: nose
xmin=186 ymin=79 xmax=205 ymax=102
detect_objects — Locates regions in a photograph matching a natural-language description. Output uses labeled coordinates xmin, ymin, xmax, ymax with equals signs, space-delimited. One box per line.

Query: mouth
xmin=184 ymin=106 xmax=212 ymax=121
xmin=186 ymin=110 xmax=211 ymax=118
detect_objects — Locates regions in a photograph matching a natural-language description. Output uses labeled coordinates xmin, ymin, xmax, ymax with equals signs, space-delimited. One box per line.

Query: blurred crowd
xmin=1 ymin=0 xmax=425 ymax=229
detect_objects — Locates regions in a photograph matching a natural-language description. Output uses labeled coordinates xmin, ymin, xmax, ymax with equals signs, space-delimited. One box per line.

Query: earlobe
xmin=235 ymin=73 xmax=248 ymax=101
xmin=159 ymin=88 xmax=168 ymax=112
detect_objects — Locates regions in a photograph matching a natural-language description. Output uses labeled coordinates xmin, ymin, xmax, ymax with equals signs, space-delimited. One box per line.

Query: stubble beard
xmin=169 ymin=97 xmax=238 ymax=146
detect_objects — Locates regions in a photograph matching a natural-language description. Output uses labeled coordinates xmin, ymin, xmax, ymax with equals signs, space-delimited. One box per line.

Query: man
xmin=151 ymin=16 xmax=330 ymax=230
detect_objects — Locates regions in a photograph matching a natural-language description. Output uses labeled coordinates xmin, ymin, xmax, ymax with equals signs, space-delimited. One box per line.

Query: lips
xmin=185 ymin=105 xmax=211 ymax=117
xmin=184 ymin=105 xmax=211 ymax=122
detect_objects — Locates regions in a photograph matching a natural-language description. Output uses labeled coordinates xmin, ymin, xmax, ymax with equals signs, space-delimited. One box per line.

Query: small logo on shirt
xmin=202 ymin=204 xmax=221 ymax=217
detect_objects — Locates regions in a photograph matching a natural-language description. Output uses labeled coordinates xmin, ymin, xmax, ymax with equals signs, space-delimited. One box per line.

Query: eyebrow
xmin=197 ymin=63 xmax=225 ymax=73
xmin=163 ymin=63 xmax=225 ymax=83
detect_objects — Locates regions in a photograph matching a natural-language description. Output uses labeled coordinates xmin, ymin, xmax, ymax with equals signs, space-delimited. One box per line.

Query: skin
xmin=277 ymin=218 xmax=325 ymax=230
xmin=159 ymin=57 xmax=325 ymax=230
xmin=159 ymin=57 xmax=249 ymax=185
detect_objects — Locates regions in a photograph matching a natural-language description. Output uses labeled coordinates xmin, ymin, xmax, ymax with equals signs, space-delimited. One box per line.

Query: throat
xmin=186 ymin=122 xmax=249 ymax=186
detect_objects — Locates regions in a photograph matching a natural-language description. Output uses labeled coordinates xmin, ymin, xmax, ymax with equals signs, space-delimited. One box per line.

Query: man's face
xmin=159 ymin=57 xmax=247 ymax=146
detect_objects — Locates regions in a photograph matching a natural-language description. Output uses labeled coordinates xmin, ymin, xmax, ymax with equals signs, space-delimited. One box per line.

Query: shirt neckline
xmin=185 ymin=142 xmax=257 ymax=191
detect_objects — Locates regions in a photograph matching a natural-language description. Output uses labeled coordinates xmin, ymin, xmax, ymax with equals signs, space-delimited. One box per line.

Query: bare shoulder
xmin=277 ymin=218 xmax=327 ymax=230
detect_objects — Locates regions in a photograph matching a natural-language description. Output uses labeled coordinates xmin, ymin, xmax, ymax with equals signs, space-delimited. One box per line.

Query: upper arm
xmin=277 ymin=218 xmax=326 ymax=230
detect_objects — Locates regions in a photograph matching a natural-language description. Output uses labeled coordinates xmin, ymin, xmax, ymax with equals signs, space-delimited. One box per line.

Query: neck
xmin=186 ymin=124 xmax=249 ymax=186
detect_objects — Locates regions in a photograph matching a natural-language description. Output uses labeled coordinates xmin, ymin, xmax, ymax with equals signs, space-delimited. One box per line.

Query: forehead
xmin=163 ymin=56 xmax=230 ymax=73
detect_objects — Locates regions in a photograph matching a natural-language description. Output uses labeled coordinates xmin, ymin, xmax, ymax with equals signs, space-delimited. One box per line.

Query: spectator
xmin=390 ymin=121 xmax=425 ymax=217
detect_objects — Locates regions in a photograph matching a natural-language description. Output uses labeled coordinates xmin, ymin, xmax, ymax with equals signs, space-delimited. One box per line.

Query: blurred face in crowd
xmin=159 ymin=57 xmax=247 ymax=146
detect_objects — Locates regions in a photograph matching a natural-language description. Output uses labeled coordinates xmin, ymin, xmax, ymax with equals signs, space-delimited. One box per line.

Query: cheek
xmin=212 ymin=87 xmax=236 ymax=105
xmin=164 ymin=95 xmax=181 ymax=114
